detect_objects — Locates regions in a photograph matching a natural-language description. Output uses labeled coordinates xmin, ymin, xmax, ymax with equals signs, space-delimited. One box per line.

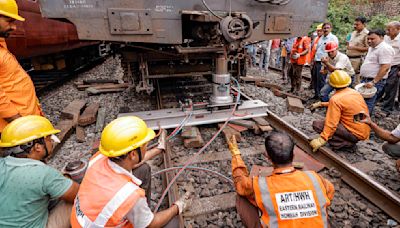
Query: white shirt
xmin=328 ymin=51 xmax=355 ymax=76
xmin=360 ymin=41 xmax=395 ymax=79
xmin=391 ymin=124 xmax=400 ymax=139
xmin=108 ymin=160 xmax=154 ymax=228
xmin=384 ymin=33 xmax=400 ymax=65
xmin=315 ymin=33 xmax=339 ymax=61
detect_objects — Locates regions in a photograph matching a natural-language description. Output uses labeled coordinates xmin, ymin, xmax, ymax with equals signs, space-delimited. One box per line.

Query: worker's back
xmin=328 ymin=87 xmax=370 ymax=140
xmin=0 ymin=156 xmax=72 ymax=228
xmin=253 ymin=169 xmax=331 ymax=228
xmin=0 ymin=43 xmax=42 ymax=132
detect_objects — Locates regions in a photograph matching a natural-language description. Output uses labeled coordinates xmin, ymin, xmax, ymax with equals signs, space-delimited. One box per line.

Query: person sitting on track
xmin=309 ymin=70 xmax=371 ymax=152
xmin=359 ymin=112 xmax=400 ymax=172
xmin=0 ymin=0 xmax=45 ymax=133
xmin=70 ymin=116 xmax=190 ymax=228
xmin=229 ymin=131 xmax=334 ymax=227
xmin=0 ymin=115 xmax=79 ymax=228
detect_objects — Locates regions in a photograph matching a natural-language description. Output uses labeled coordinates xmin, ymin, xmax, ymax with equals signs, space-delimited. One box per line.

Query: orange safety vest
xmin=290 ymin=37 xmax=309 ymax=65
xmin=311 ymin=36 xmax=321 ymax=61
xmin=71 ymin=152 xmax=146 ymax=228
xmin=304 ymin=37 xmax=312 ymax=65
xmin=253 ymin=170 xmax=330 ymax=228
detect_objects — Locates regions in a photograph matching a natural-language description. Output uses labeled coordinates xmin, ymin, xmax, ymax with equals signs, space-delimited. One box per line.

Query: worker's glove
xmin=156 ymin=129 xmax=167 ymax=151
xmin=173 ymin=192 xmax=192 ymax=214
xmin=309 ymin=101 xmax=322 ymax=111
xmin=228 ymin=135 xmax=241 ymax=156
xmin=310 ymin=136 xmax=327 ymax=152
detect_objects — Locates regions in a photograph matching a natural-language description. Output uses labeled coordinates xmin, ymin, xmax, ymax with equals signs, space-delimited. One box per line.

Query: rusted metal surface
xmin=39 ymin=0 xmax=329 ymax=43
xmin=162 ymin=142 xmax=184 ymax=228
xmin=264 ymin=110 xmax=400 ymax=222
xmin=5 ymin=0 xmax=97 ymax=59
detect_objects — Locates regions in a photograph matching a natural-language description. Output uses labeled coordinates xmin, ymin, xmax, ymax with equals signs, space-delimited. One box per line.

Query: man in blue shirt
xmin=313 ymin=22 xmax=339 ymax=99
xmin=0 ymin=116 xmax=79 ymax=228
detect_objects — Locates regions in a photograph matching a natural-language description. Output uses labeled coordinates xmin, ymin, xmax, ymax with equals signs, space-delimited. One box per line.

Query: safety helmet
xmin=316 ymin=23 xmax=323 ymax=30
xmin=329 ymin=70 xmax=351 ymax=89
xmin=0 ymin=0 xmax=25 ymax=21
xmin=99 ymin=116 xmax=155 ymax=157
xmin=325 ymin=41 xmax=338 ymax=52
xmin=0 ymin=115 xmax=60 ymax=148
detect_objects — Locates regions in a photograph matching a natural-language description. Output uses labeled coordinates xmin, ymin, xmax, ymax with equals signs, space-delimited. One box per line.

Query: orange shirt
xmin=231 ymin=154 xmax=335 ymax=207
xmin=0 ymin=40 xmax=43 ymax=132
xmin=290 ymin=37 xmax=310 ymax=65
xmin=321 ymin=87 xmax=370 ymax=141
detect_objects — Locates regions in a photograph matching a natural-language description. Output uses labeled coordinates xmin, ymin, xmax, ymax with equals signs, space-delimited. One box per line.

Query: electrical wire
xmin=153 ymin=77 xmax=241 ymax=213
xmin=152 ymin=166 xmax=234 ymax=185
xmin=202 ymin=0 xmax=223 ymax=20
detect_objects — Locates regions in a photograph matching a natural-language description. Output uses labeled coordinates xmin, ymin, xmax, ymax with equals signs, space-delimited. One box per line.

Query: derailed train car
xmin=38 ymin=0 xmax=329 ymax=128
xmin=5 ymin=0 xmax=102 ymax=72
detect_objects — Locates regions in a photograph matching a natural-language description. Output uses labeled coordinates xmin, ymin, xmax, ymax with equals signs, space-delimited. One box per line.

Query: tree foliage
xmin=320 ymin=0 xmax=400 ymax=47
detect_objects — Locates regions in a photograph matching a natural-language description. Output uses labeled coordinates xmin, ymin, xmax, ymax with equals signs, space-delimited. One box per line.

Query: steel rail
xmin=231 ymin=86 xmax=400 ymax=221
xmin=265 ymin=110 xmax=400 ymax=222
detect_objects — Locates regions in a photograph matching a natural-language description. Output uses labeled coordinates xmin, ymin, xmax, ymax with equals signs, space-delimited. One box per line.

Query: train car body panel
xmin=6 ymin=0 xmax=97 ymax=59
xmin=39 ymin=0 xmax=329 ymax=44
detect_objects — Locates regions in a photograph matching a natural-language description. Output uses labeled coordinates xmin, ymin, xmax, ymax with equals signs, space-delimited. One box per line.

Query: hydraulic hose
xmin=153 ymin=77 xmax=241 ymax=212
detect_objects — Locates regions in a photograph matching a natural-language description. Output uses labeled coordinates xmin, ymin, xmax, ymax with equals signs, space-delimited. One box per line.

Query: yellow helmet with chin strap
xmin=0 ymin=115 xmax=60 ymax=148
xmin=0 ymin=0 xmax=25 ymax=21
xmin=329 ymin=70 xmax=352 ymax=89
xmin=99 ymin=116 xmax=155 ymax=157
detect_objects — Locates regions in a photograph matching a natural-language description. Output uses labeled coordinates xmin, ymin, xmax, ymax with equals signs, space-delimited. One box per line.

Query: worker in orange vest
xmin=310 ymin=23 xmax=324 ymax=92
xmin=288 ymin=36 xmax=310 ymax=93
xmin=310 ymin=70 xmax=370 ymax=151
xmin=0 ymin=0 xmax=44 ymax=133
xmin=71 ymin=116 xmax=190 ymax=228
xmin=229 ymin=131 xmax=335 ymax=228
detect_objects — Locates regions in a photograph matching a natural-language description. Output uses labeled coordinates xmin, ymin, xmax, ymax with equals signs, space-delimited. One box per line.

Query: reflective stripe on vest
xmin=304 ymin=171 xmax=328 ymax=228
xmin=257 ymin=171 xmax=328 ymax=228
xmin=258 ymin=177 xmax=279 ymax=227
xmin=88 ymin=153 xmax=105 ymax=168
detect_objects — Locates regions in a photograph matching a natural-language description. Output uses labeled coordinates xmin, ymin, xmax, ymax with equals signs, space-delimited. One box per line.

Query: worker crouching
xmin=0 ymin=116 xmax=79 ymax=228
xmin=229 ymin=131 xmax=334 ymax=227
xmin=310 ymin=70 xmax=371 ymax=152
xmin=71 ymin=116 xmax=190 ymax=228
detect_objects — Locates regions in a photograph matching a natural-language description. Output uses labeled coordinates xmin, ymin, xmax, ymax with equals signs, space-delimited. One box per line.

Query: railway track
xmin=152 ymin=83 xmax=400 ymax=226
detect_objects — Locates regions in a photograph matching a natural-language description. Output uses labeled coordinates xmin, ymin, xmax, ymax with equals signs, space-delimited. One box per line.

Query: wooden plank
xmin=174 ymin=145 xmax=264 ymax=166
xmin=259 ymin=125 xmax=273 ymax=132
xmin=287 ymin=97 xmax=305 ymax=113
xmin=95 ymin=108 xmax=106 ymax=132
xmin=183 ymin=127 xmax=204 ymax=148
xmin=272 ymin=89 xmax=307 ymax=102
xmin=76 ymin=126 xmax=86 ymax=143
xmin=181 ymin=127 xmax=198 ymax=139
xmin=78 ymin=103 xmax=100 ymax=126
xmin=218 ymin=124 xmax=242 ymax=142
xmin=86 ymin=87 xmax=126 ymax=95
xmin=227 ymin=123 xmax=248 ymax=132
xmin=76 ymin=83 xmax=119 ymax=91
xmin=229 ymin=119 xmax=256 ymax=129
xmin=51 ymin=120 xmax=74 ymax=155
xmin=60 ymin=100 xmax=86 ymax=125
xmin=255 ymin=81 xmax=282 ymax=91
xmin=252 ymin=117 xmax=270 ymax=126
xmin=184 ymin=192 xmax=236 ymax=217
xmin=83 ymin=79 xmax=119 ymax=84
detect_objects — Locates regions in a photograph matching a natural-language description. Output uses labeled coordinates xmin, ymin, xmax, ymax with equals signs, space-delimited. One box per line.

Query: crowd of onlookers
xmin=246 ymin=17 xmax=400 ymax=168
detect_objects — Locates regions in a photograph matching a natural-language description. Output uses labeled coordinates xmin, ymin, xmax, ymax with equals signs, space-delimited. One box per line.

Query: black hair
xmin=355 ymin=16 xmax=367 ymax=24
xmin=10 ymin=138 xmax=46 ymax=158
xmin=368 ymin=29 xmax=386 ymax=37
xmin=109 ymin=147 xmax=142 ymax=163
xmin=265 ymin=131 xmax=294 ymax=165
xmin=322 ymin=22 xmax=333 ymax=29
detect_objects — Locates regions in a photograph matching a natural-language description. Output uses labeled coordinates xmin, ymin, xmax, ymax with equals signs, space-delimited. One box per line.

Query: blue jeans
xmin=311 ymin=62 xmax=327 ymax=97
xmin=320 ymin=75 xmax=355 ymax=102
xmin=361 ymin=78 xmax=386 ymax=115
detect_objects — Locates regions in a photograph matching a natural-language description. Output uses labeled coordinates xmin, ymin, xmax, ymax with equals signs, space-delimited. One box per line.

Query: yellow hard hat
xmin=0 ymin=0 xmax=25 ymax=21
xmin=99 ymin=116 xmax=155 ymax=157
xmin=0 ymin=115 xmax=60 ymax=147
xmin=329 ymin=70 xmax=352 ymax=89
xmin=316 ymin=23 xmax=323 ymax=30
